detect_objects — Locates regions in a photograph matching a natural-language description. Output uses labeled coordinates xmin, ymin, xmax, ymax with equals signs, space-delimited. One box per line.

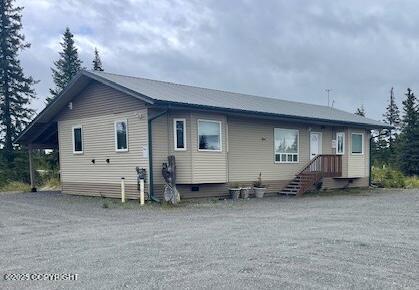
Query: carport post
xmin=28 ymin=144 xmax=37 ymax=192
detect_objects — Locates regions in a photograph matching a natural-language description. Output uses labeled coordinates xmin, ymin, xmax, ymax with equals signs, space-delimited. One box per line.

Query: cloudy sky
xmin=18 ymin=0 xmax=419 ymax=120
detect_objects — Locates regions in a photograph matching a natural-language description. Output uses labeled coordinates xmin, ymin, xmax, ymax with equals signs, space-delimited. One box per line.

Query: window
xmin=173 ymin=118 xmax=186 ymax=150
xmin=72 ymin=126 xmax=83 ymax=154
xmin=198 ymin=120 xmax=222 ymax=151
xmin=274 ymin=128 xmax=299 ymax=163
xmin=351 ymin=133 xmax=363 ymax=154
xmin=336 ymin=132 xmax=345 ymax=155
xmin=115 ymin=120 xmax=128 ymax=152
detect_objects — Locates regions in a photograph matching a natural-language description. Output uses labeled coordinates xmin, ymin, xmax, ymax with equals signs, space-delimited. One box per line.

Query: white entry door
xmin=310 ymin=132 xmax=322 ymax=159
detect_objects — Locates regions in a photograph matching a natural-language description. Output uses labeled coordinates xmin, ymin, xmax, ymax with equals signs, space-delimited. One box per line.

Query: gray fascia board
xmin=15 ymin=72 xmax=88 ymax=144
xmin=15 ymin=70 xmax=156 ymax=144
xmin=151 ymin=101 xmax=392 ymax=130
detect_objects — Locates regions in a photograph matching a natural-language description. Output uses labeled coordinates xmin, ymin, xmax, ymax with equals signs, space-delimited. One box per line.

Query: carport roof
xmin=16 ymin=70 xmax=390 ymax=145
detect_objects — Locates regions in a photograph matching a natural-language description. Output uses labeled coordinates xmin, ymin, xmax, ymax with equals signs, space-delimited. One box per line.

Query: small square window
xmin=198 ymin=120 xmax=222 ymax=151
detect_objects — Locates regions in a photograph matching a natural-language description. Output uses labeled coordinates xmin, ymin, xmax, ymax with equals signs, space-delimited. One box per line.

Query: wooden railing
xmin=296 ymin=154 xmax=342 ymax=194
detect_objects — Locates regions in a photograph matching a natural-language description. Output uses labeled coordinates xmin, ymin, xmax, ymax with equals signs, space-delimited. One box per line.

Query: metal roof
xmin=16 ymin=70 xmax=390 ymax=145
xmin=86 ymin=70 xmax=389 ymax=128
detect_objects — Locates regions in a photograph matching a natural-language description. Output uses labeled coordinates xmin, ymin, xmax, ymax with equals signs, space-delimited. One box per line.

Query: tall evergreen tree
xmin=47 ymin=27 xmax=82 ymax=103
xmin=399 ymin=88 xmax=419 ymax=176
xmin=354 ymin=105 xmax=366 ymax=117
xmin=0 ymin=0 xmax=36 ymax=163
xmin=383 ymin=87 xmax=401 ymax=160
xmin=92 ymin=47 xmax=103 ymax=71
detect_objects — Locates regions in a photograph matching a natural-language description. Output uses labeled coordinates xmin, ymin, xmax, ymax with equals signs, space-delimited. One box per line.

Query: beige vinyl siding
xmin=347 ymin=129 xmax=369 ymax=177
xmin=58 ymin=110 xmax=148 ymax=185
xmin=59 ymin=81 xmax=146 ymax=121
xmin=191 ymin=112 xmax=227 ymax=183
xmin=227 ymin=117 xmax=311 ymax=181
xmin=57 ymin=82 xmax=149 ymax=197
xmin=150 ymin=110 xmax=193 ymax=185
xmin=151 ymin=110 xmax=226 ymax=185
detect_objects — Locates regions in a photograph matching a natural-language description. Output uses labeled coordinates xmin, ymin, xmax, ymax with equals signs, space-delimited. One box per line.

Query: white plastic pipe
xmin=121 ymin=178 xmax=126 ymax=203
xmin=140 ymin=179 xmax=145 ymax=206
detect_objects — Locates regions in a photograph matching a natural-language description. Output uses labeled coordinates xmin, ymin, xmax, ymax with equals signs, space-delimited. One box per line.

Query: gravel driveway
xmin=1 ymin=189 xmax=418 ymax=289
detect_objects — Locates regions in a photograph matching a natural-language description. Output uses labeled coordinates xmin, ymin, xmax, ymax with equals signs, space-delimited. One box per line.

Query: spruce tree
xmin=383 ymin=87 xmax=401 ymax=163
xmin=354 ymin=105 xmax=366 ymax=117
xmin=92 ymin=47 xmax=103 ymax=71
xmin=47 ymin=27 xmax=82 ymax=103
xmin=0 ymin=0 xmax=36 ymax=163
xmin=399 ymin=88 xmax=419 ymax=176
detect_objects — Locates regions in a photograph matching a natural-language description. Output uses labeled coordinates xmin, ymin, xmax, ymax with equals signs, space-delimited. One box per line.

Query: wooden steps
xmin=279 ymin=155 xmax=343 ymax=196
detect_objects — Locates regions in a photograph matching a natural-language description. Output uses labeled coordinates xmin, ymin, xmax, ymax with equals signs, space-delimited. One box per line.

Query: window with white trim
xmin=198 ymin=120 xmax=222 ymax=151
xmin=72 ymin=126 xmax=83 ymax=154
xmin=351 ymin=133 xmax=363 ymax=154
xmin=174 ymin=118 xmax=186 ymax=150
xmin=115 ymin=120 xmax=128 ymax=152
xmin=336 ymin=132 xmax=345 ymax=155
xmin=274 ymin=128 xmax=299 ymax=163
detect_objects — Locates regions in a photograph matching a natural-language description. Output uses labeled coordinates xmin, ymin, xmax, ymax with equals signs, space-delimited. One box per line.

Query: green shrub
xmin=0 ymin=181 xmax=31 ymax=193
xmin=372 ymin=166 xmax=406 ymax=188
xmin=405 ymin=176 xmax=419 ymax=188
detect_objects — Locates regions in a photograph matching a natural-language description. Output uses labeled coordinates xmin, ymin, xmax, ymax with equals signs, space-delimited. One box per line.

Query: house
xmin=16 ymin=70 xmax=390 ymax=199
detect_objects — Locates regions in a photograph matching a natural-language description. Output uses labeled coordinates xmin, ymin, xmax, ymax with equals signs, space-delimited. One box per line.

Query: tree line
xmin=355 ymin=87 xmax=419 ymax=176
xmin=0 ymin=0 xmax=418 ymax=187
xmin=0 ymin=0 xmax=103 ymax=185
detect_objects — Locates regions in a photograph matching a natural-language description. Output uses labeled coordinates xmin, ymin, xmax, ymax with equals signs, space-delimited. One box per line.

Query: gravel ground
xmin=0 ymin=189 xmax=418 ymax=289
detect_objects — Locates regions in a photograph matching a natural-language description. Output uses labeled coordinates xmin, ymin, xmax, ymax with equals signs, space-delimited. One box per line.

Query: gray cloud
xmin=18 ymin=0 xmax=419 ymax=120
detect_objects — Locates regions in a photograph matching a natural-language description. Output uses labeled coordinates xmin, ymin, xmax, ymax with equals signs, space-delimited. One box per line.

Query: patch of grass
xmin=0 ymin=181 xmax=31 ymax=193
xmin=405 ymin=176 xmax=419 ymax=188
xmin=40 ymin=177 xmax=61 ymax=190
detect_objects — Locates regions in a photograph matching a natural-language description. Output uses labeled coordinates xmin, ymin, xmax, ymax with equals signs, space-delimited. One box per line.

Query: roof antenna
xmin=325 ymin=89 xmax=332 ymax=107
xmin=331 ymin=99 xmax=335 ymax=108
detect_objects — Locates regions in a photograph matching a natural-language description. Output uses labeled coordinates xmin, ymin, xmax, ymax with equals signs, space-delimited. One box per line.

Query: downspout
xmin=148 ymin=109 xmax=168 ymax=202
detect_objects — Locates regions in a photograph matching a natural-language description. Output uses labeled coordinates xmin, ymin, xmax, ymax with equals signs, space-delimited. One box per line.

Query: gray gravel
xmin=0 ymin=189 xmax=418 ymax=289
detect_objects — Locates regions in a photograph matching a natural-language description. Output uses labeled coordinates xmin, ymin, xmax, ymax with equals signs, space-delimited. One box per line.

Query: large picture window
xmin=198 ymin=120 xmax=222 ymax=151
xmin=173 ymin=118 xmax=186 ymax=150
xmin=274 ymin=128 xmax=299 ymax=163
xmin=115 ymin=120 xmax=128 ymax=152
xmin=351 ymin=133 xmax=363 ymax=154
xmin=336 ymin=132 xmax=345 ymax=155
xmin=72 ymin=126 xmax=83 ymax=154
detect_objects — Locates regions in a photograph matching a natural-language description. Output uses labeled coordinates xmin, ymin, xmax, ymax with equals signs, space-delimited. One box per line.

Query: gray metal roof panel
xmin=87 ymin=70 xmax=387 ymax=128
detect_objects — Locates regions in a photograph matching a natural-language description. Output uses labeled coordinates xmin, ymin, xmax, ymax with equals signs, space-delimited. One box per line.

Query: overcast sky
xmin=18 ymin=0 xmax=419 ymax=120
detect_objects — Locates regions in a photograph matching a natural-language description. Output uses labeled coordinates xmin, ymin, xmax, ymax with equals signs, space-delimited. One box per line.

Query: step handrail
xmin=297 ymin=154 xmax=342 ymax=178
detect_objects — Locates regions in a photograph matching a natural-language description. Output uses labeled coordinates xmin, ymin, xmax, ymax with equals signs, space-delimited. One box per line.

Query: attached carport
xmin=16 ymin=122 xmax=59 ymax=192
xmin=14 ymin=72 xmax=99 ymax=191
xmin=15 ymin=70 xmax=157 ymax=192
